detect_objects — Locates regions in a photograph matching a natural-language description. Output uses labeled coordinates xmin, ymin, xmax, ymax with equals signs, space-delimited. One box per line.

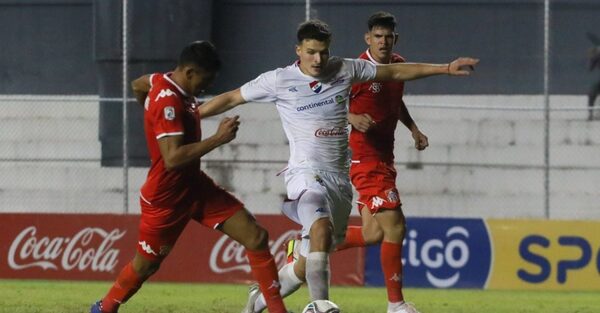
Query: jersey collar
xmin=163 ymin=73 xmax=190 ymax=97
xmin=366 ymin=49 xmax=392 ymax=65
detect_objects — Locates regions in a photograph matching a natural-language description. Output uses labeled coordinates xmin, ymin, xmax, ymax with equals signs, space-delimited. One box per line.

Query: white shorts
xmin=282 ymin=167 xmax=353 ymax=257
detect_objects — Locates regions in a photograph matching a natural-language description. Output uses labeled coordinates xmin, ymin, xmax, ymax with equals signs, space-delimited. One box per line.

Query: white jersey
xmin=241 ymin=57 xmax=377 ymax=172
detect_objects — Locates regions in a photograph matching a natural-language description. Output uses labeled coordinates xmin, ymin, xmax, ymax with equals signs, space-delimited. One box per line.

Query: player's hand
xmin=214 ymin=115 xmax=240 ymax=144
xmin=412 ymin=129 xmax=429 ymax=150
xmin=448 ymin=58 xmax=479 ymax=76
xmin=348 ymin=113 xmax=376 ymax=133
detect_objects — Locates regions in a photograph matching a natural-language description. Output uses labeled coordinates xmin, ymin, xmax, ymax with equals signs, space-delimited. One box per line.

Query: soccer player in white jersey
xmin=197 ymin=20 xmax=478 ymax=313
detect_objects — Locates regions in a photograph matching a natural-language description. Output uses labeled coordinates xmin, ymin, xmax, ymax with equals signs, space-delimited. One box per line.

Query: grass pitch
xmin=0 ymin=279 xmax=598 ymax=313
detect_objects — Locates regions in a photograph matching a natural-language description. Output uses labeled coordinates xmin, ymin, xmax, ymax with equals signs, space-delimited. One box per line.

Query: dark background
xmin=2 ymin=0 xmax=598 ymax=164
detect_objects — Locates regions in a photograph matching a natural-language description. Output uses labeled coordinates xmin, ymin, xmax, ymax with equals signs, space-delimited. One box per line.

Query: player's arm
xmin=158 ymin=116 xmax=240 ymax=171
xmin=348 ymin=113 xmax=375 ymax=133
xmin=374 ymin=57 xmax=478 ymax=81
xmin=131 ymin=74 xmax=152 ymax=105
xmin=197 ymin=88 xmax=247 ymax=118
xmin=398 ymin=100 xmax=428 ymax=151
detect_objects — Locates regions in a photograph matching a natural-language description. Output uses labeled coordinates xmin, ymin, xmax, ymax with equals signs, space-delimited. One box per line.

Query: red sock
xmin=101 ymin=262 xmax=145 ymax=312
xmin=336 ymin=226 xmax=366 ymax=251
xmin=246 ymin=249 xmax=287 ymax=313
xmin=381 ymin=241 xmax=404 ymax=303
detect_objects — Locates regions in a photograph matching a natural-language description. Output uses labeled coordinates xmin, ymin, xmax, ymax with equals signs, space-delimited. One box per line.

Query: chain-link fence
xmin=1 ymin=0 xmax=599 ymax=220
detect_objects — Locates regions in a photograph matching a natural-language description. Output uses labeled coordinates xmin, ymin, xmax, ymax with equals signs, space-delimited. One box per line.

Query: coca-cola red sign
xmin=0 ymin=213 xmax=364 ymax=285
xmin=8 ymin=226 xmax=125 ymax=272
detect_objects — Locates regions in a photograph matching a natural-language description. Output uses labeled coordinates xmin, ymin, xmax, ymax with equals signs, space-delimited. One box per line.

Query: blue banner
xmin=364 ymin=217 xmax=492 ymax=288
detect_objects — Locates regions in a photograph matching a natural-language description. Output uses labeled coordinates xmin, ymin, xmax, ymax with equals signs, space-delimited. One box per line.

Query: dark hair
xmin=367 ymin=11 xmax=396 ymax=31
xmin=297 ymin=19 xmax=332 ymax=43
xmin=178 ymin=41 xmax=221 ymax=72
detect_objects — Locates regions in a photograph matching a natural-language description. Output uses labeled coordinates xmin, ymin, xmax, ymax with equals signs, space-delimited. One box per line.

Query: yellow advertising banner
xmin=486 ymin=219 xmax=600 ymax=290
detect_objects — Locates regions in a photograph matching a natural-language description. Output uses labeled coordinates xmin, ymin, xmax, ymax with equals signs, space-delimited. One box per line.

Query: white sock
xmin=254 ymin=261 xmax=303 ymax=312
xmin=305 ymin=251 xmax=330 ymax=301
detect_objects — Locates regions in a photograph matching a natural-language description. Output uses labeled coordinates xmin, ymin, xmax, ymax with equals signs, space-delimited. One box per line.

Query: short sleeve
xmin=240 ymin=70 xmax=278 ymax=102
xmin=346 ymin=58 xmax=377 ymax=83
xmin=150 ymin=90 xmax=184 ymax=139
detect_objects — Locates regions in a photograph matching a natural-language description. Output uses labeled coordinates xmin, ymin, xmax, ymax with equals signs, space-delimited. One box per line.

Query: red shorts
xmin=350 ymin=161 xmax=401 ymax=214
xmin=137 ymin=171 xmax=243 ymax=261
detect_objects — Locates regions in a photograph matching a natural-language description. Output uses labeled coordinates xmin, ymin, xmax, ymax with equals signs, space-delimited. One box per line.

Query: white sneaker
xmin=241 ymin=284 xmax=262 ymax=313
xmin=388 ymin=302 xmax=421 ymax=313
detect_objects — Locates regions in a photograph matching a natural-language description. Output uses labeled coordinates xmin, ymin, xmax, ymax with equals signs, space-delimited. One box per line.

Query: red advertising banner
xmin=0 ymin=213 xmax=363 ymax=285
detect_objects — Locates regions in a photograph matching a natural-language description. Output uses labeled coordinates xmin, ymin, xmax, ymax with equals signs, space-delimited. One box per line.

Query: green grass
xmin=1 ymin=279 xmax=598 ymax=313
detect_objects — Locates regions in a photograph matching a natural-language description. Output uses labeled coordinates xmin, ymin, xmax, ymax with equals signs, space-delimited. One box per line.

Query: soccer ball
xmin=302 ymin=300 xmax=341 ymax=313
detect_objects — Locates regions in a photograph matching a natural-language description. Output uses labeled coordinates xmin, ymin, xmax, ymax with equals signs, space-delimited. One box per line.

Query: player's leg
xmin=219 ymin=209 xmax=287 ymax=313
xmin=373 ymin=208 xmax=406 ymax=308
xmin=283 ymin=186 xmax=334 ymax=301
xmin=335 ymin=204 xmax=383 ymax=251
xmin=195 ymin=171 xmax=287 ymax=313
xmin=92 ymin=201 xmax=187 ymax=313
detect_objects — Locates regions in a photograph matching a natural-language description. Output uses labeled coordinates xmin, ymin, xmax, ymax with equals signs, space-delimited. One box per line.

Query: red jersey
xmin=140 ymin=73 xmax=202 ymax=206
xmin=349 ymin=50 xmax=405 ymax=163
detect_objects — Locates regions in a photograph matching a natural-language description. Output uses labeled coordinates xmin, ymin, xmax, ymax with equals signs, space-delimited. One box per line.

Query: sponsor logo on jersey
xmin=335 ymin=95 xmax=345 ymax=105
xmin=164 ymin=106 xmax=175 ymax=120
xmin=155 ymin=88 xmax=176 ymax=101
xmin=296 ymin=98 xmax=334 ymax=112
xmin=309 ymin=80 xmax=322 ymax=93
xmin=369 ymin=82 xmax=382 ymax=93
xmin=314 ymin=127 xmax=348 ymax=138
xmin=288 ymin=86 xmax=298 ymax=92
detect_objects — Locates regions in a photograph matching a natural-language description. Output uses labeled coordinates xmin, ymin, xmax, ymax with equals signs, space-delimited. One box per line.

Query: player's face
xmin=365 ymin=26 xmax=396 ymax=63
xmin=189 ymin=67 xmax=216 ymax=96
xmin=296 ymin=39 xmax=330 ymax=77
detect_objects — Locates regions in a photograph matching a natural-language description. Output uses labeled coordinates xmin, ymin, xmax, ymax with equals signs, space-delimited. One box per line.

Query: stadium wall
xmin=1 ymin=95 xmax=599 ymax=220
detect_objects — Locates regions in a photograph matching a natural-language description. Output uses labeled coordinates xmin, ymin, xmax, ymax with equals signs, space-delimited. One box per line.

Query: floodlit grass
xmin=1 ymin=279 xmax=599 ymax=313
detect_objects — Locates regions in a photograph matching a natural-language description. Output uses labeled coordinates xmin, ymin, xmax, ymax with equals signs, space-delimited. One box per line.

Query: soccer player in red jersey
xmin=340 ymin=12 xmax=428 ymax=313
xmin=90 ymin=41 xmax=288 ymax=313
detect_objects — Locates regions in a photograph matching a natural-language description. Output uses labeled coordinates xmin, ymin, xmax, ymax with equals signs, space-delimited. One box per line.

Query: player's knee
xmin=363 ymin=226 xmax=384 ymax=245
xmin=134 ymin=260 xmax=161 ymax=279
xmin=384 ymin=219 xmax=406 ymax=242
xmin=309 ymin=218 xmax=334 ymax=251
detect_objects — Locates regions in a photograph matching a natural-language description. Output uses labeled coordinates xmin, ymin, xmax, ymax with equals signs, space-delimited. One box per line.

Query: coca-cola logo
xmin=8 ymin=226 xmax=126 ymax=273
xmin=314 ymin=127 xmax=348 ymax=138
xmin=209 ymin=230 xmax=300 ymax=274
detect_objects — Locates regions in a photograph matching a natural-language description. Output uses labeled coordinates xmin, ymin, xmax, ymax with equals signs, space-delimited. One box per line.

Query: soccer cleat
xmin=241 ymin=283 xmax=262 ymax=313
xmin=388 ymin=302 xmax=420 ymax=313
xmin=90 ymin=300 xmax=106 ymax=313
xmin=285 ymin=237 xmax=300 ymax=264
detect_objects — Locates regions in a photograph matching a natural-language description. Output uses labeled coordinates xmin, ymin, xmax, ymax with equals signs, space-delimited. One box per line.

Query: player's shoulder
xmin=148 ymin=73 xmax=181 ymax=107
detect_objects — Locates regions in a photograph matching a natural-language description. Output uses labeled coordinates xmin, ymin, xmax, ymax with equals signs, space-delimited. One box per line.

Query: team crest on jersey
xmin=309 ymin=81 xmax=322 ymax=93
xmin=369 ymin=82 xmax=382 ymax=93
xmin=164 ymin=106 xmax=175 ymax=120
xmin=387 ymin=189 xmax=399 ymax=203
